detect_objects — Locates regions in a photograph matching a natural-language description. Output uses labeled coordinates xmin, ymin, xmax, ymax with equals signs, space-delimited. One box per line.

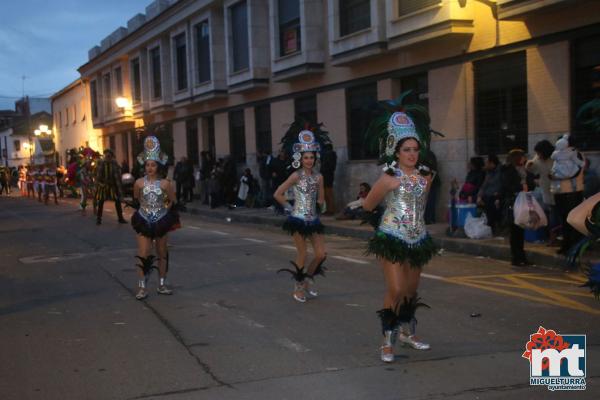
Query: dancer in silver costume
xmin=274 ymin=121 xmax=332 ymax=303
xmin=363 ymin=98 xmax=439 ymax=363
xmin=130 ymin=136 xmax=180 ymax=300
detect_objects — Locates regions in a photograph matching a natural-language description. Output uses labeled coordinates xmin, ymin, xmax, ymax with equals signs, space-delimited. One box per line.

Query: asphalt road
xmin=1 ymin=196 xmax=599 ymax=400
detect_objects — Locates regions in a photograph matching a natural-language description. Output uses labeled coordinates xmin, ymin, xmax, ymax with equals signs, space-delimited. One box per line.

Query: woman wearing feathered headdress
xmin=274 ymin=119 xmax=332 ymax=303
xmin=362 ymin=92 xmax=439 ymax=363
xmin=129 ymin=136 xmax=180 ymax=300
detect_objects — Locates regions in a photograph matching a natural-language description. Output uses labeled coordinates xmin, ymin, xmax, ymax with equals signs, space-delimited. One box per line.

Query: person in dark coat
xmin=173 ymin=157 xmax=192 ymax=204
xmin=257 ymin=150 xmax=273 ymax=207
xmin=477 ymin=154 xmax=503 ymax=234
xmin=320 ymin=144 xmax=337 ymax=215
xmin=501 ymin=149 xmax=532 ymax=267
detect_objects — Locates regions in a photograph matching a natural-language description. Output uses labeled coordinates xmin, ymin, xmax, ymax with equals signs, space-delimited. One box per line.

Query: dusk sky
xmin=0 ymin=0 xmax=150 ymax=110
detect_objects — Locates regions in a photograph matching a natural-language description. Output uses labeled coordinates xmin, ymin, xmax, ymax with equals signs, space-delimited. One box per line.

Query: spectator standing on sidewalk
xmin=0 ymin=165 xmax=9 ymax=195
xmin=501 ymin=149 xmax=532 ymax=267
xmin=526 ymin=140 xmax=557 ymax=242
xmin=477 ymin=155 xmax=503 ymax=235
xmin=223 ymin=156 xmax=238 ymax=208
xmin=257 ymin=150 xmax=273 ymax=207
xmin=200 ymin=152 xmax=214 ymax=205
xmin=270 ymin=149 xmax=288 ymax=211
xmin=320 ymin=144 xmax=337 ymax=215
xmin=173 ymin=156 xmax=189 ymax=204
xmin=550 ymin=135 xmax=585 ymax=256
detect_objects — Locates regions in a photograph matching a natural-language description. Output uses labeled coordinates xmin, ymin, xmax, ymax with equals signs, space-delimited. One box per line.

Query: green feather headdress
xmin=365 ymin=91 xmax=443 ymax=168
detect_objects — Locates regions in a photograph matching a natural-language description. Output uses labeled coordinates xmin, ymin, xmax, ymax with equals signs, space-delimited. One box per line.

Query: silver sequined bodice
xmin=291 ymin=170 xmax=320 ymax=221
xmin=139 ymin=178 xmax=168 ymax=223
xmin=378 ymin=169 xmax=428 ymax=244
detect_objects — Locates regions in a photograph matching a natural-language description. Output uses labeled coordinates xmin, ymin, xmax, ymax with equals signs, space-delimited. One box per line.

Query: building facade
xmin=0 ymin=111 xmax=54 ymax=167
xmin=51 ymin=79 xmax=104 ymax=165
xmin=78 ymin=0 xmax=600 ymax=216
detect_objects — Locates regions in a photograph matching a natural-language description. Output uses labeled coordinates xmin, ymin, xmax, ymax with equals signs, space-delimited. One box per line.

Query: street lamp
xmin=115 ymin=96 xmax=131 ymax=110
xmin=31 ymin=124 xmax=53 ymax=164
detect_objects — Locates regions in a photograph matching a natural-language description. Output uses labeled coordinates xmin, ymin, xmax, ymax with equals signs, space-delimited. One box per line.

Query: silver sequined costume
xmin=367 ymin=168 xmax=436 ymax=268
xmin=291 ymin=170 xmax=320 ymax=222
xmin=131 ymin=177 xmax=178 ymax=238
xmin=139 ymin=177 xmax=168 ymax=223
xmin=283 ymin=170 xmax=324 ymax=237
xmin=378 ymin=169 xmax=428 ymax=244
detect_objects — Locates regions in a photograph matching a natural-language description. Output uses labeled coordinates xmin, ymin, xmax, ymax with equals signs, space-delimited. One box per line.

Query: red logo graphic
xmin=522 ymin=326 xmax=570 ymax=371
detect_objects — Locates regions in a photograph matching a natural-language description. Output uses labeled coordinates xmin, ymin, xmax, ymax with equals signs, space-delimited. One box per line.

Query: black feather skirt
xmin=282 ymin=216 xmax=324 ymax=238
xmin=131 ymin=209 xmax=180 ymax=239
xmin=366 ymin=231 xmax=436 ymax=269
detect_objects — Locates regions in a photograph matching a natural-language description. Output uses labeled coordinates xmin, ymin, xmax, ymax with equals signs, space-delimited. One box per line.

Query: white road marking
xmin=279 ymin=245 xmax=296 ymax=250
xmin=332 ymin=255 xmax=369 ymax=265
xmin=421 ymin=272 xmax=445 ymax=281
xmin=210 ymin=230 xmax=229 ymax=236
xmin=113 ymin=322 xmax=126 ymax=325
xmin=345 ymin=304 xmax=365 ymax=307
xmin=276 ymin=338 xmax=310 ymax=353
xmin=20 ymin=253 xmax=86 ymax=264
xmin=243 ymin=238 xmax=266 ymax=243
xmin=236 ymin=315 xmax=265 ymax=329
xmin=187 ymin=226 xmax=203 ymax=230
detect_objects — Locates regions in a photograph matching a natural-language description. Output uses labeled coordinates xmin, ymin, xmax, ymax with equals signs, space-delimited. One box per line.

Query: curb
xmin=184 ymin=206 xmax=568 ymax=270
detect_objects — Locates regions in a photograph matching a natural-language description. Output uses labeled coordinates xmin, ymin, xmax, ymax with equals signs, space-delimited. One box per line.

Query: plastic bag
xmin=464 ymin=213 xmax=493 ymax=239
xmin=513 ymin=192 xmax=548 ymax=230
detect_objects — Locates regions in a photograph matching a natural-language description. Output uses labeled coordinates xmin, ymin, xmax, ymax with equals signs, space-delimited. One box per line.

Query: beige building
xmin=78 ymin=0 xmax=600 ymax=217
xmin=51 ymin=79 xmax=104 ymax=165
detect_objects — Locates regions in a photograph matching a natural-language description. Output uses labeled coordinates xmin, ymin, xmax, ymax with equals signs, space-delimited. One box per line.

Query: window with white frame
xmin=230 ymin=1 xmax=249 ymax=72
xmin=278 ymin=0 xmax=301 ymax=56
xmin=340 ymin=0 xmax=370 ymax=37
xmin=195 ymin=21 xmax=211 ymax=83
xmin=174 ymin=33 xmax=188 ymax=91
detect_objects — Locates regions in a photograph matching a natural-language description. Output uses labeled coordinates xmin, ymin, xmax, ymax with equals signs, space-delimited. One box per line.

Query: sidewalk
xmin=183 ymin=201 xmax=571 ymax=270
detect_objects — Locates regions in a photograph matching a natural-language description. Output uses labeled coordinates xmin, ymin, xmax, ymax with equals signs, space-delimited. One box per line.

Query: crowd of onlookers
xmin=452 ymin=135 xmax=599 ymax=266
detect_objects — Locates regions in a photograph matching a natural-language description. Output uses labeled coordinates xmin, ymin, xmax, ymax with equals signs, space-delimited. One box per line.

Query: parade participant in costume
xmin=18 ymin=166 xmax=27 ymax=197
xmin=362 ymin=93 xmax=438 ymax=363
xmin=43 ymin=165 xmax=58 ymax=205
xmin=26 ymin=167 xmax=34 ymax=198
xmin=274 ymin=120 xmax=332 ymax=303
xmin=95 ymin=149 xmax=126 ymax=225
xmin=129 ymin=136 xmax=180 ymax=300
xmin=566 ymin=192 xmax=600 ymax=300
xmin=34 ymin=166 xmax=44 ymax=202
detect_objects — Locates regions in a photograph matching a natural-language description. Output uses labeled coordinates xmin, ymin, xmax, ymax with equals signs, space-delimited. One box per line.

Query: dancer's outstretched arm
xmin=567 ymin=192 xmax=600 ymax=236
